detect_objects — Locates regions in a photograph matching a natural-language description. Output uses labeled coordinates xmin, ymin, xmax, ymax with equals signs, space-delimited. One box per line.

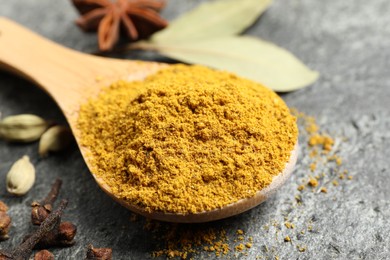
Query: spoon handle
xmin=0 ymin=17 xmax=163 ymax=120
xmin=0 ymin=18 xmax=98 ymax=86
xmin=0 ymin=18 xmax=110 ymax=114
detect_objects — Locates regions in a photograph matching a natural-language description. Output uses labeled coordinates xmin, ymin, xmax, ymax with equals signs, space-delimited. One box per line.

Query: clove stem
xmin=42 ymin=179 xmax=62 ymax=206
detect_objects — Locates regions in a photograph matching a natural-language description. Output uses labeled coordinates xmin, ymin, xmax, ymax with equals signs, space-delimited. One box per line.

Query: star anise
xmin=72 ymin=0 xmax=168 ymax=51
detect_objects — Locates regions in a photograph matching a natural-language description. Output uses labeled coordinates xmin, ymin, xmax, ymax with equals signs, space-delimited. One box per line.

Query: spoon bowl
xmin=0 ymin=17 xmax=298 ymax=223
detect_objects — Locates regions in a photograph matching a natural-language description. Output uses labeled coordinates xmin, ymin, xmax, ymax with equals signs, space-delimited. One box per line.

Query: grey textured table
xmin=1 ymin=0 xmax=389 ymax=259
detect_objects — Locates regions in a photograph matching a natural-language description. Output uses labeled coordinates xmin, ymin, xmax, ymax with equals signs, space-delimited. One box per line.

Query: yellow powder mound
xmin=78 ymin=65 xmax=298 ymax=214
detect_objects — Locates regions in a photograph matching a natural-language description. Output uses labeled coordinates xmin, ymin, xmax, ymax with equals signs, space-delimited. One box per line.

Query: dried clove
xmin=34 ymin=250 xmax=54 ymax=260
xmin=0 ymin=200 xmax=68 ymax=260
xmin=29 ymin=179 xmax=76 ymax=248
xmin=0 ymin=212 xmax=11 ymax=242
xmin=29 ymin=221 xmax=77 ymax=249
xmin=86 ymin=244 xmax=112 ymax=260
xmin=31 ymin=179 xmax=62 ymax=225
xmin=0 ymin=201 xmax=11 ymax=241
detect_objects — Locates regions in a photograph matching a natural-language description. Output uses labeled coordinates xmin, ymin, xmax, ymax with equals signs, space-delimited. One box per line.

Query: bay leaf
xmin=151 ymin=0 xmax=272 ymax=44
xmin=143 ymin=36 xmax=319 ymax=92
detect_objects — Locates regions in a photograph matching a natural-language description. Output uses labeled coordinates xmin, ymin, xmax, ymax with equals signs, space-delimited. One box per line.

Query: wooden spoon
xmin=0 ymin=17 xmax=298 ymax=223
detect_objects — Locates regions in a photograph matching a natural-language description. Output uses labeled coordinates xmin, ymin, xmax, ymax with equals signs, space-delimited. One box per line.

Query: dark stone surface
xmin=1 ymin=0 xmax=389 ymax=259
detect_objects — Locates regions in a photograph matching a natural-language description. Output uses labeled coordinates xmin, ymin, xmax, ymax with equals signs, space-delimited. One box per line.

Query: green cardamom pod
xmin=39 ymin=125 xmax=73 ymax=157
xmin=6 ymin=155 xmax=35 ymax=196
xmin=0 ymin=114 xmax=48 ymax=142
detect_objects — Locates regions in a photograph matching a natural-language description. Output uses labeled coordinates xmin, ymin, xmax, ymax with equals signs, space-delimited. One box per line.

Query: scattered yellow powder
xmin=271 ymin=220 xmax=279 ymax=227
xmin=78 ymin=64 xmax=298 ymax=214
xmin=235 ymin=244 xmax=245 ymax=252
xmin=348 ymin=176 xmax=353 ymax=180
xmin=310 ymin=162 xmax=317 ymax=172
xmin=328 ymin=155 xmax=342 ymax=166
xmin=245 ymin=243 xmax=252 ymax=248
xmin=286 ymin=110 xmax=352 ymax=257
xmin=152 ymin=225 xmax=229 ymax=259
xmin=305 ymin=119 xmax=318 ymax=133
xmin=309 ymin=134 xmax=334 ymax=152
xmin=284 ymin=222 xmax=295 ymax=229
xmin=336 ymin=158 xmax=342 ymax=165
xmin=292 ymin=110 xmax=334 ymax=152
xmin=308 ymin=178 xmax=318 ymax=187
xmin=236 ymin=229 xmax=244 ymax=235
xmin=309 ymin=149 xmax=318 ymax=158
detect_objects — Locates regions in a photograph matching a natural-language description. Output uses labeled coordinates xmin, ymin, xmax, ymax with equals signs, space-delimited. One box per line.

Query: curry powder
xmin=77 ymin=65 xmax=298 ymax=214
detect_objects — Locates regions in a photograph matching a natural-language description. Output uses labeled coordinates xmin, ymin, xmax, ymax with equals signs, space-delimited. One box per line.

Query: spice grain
xmin=39 ymin=126 xmax=73 ymax=157
xmin=0 ymin=114 xmax=48 ymax=143
xmin=6 ymin=155 xmax=35 ymax=196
